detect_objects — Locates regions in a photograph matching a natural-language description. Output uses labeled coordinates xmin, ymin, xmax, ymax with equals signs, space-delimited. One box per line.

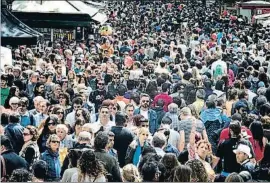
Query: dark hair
xmin=75 ymin=108 xmax=91 ymax=123
xmin=39 ymin=115 xmax=59 ymax=139
xmin=78 ymin=150 xmax=106 ymax=181
xmin=225 ymin=172 xmax=244 ymax=182
xmin=250 ymin=121 xmax=264 ymax=150
xmin=260 ymin=143 xmax=270 ymax=166
xmin=229 ymin=121 xmax=241 ymax=137
xmin=4 ymin=86 xmax=18 ymax=108
xmin=94 ymin=131 xmax=109 ymax=150
xmin=116 ymin=84 xmax=127 ymax=96
xmin=32 ymin=160 xmax=48 ymax=180
xmin=173 ymin=165 xmax=192 ymax=182
xmin=72 ymin=97 xmax=83 ymax=106
xmin=185 ymin=159 xmax=208 ymax=182
xmin=0 ymin=135 xmax=13 ymax=150
xmin=130 ymin=92 xmax=140 ymax=105
xmin=68 ymin=149 xmax=83 ymax=168
xmin=9 ymin=112 xmax=20 ymax=123
xmin=161 ymin=83 xmax=171 ymax=93
xmin=133 ymin=114 xmax=147 ymax=127
xmin=9 ymin=169 xmax=33 ymax=182
xmin=25 ymin=125 xmax=39 ymax=141
xmin=161 ymin=116 xmax=172 ymax=125
xmin=161 ymin=153 xmax=179 ymax=181
xmin=115 ymin=111 xmax=128 ymax=126
xmin=141 ymin=161 xmax=160 ymax=181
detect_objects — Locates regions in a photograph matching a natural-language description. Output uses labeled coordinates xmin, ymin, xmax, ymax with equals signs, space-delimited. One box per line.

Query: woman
xmin=6 ymin=96 xmax=20 ymax=112
xmin=250 ymin=121 xmax=268 ymax=162
xmin=56 ymin=124 xmax=74 ymax=149
xmin=59 ymin=92 xmax=71 ymax=112
xmin=4 ymin=86 xmax=20 ymax=109
xmin=40 ymin=134 xmax=61 ymax=181
xmin=122 ymin=164 xmax=142 ymax=182
xmin=161 ymin=153 xmax=180 ymax=182
xmin=61 ymin=149 xmax=81 ymax=182
xmin=75 ymin=108 xmax=91 ymax=123
xmin=52 ymin=105 xmax=65 ymax=124
xmin=72 ymin=118 xmax=86 ymax=141
xmin=19 ymin=125 xmax=40 ymax=169
xmin=173 ymin=165 xmax=192 ymax=182
xmin=185 ymin=159 xmax=208 ymax=182
xmin=252 ymin=143 xmax=270 ymax=181
xmin=125 ymin=127 xmax=150 ymax=166
xmin=37 ymin=115 xmax=58 ymax=153
xmin=71 ymin=150 xmax=107 ymax=182
xmin=8 ymin=169 xmax=33 ymax=182
xmin=225 ymin=88 xmax=238 ymax=117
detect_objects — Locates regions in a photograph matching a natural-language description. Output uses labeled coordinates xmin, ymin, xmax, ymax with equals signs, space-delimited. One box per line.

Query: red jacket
xmin=152 ymin=93 xmax=173 ymax=112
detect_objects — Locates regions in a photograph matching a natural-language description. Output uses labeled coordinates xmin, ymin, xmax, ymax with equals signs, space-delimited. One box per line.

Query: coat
xmin=134 ymin=108 xmax=157 ymax=134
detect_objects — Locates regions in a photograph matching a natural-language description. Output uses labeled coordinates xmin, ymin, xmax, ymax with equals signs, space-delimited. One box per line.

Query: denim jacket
xmin=134 ymin=108 xmax=157 ymax=134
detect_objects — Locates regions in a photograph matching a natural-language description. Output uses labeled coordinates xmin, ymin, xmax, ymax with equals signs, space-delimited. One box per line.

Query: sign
xmin=257 ymin=8 xmax=270 ymax=15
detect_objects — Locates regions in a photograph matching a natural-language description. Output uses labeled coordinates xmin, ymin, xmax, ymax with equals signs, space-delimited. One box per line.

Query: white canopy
xmin=254 ymin=13 xmax=270 ymax=20
xmin=12 ymin=0 xmax=108 ymax=24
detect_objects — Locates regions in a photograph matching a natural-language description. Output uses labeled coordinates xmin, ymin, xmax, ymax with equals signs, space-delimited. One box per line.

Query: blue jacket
xmin=134 ymin=108 xmax=157 ymax=134
xmin=40 ymin=149 xmax=61 ymax=181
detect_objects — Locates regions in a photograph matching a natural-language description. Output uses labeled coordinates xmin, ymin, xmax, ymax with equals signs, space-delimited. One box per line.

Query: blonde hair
xmin=138 ymin=127 xmax=149 ymax=135
xmin=122 ymin=164 xmax=142 ymax=182
xmin=56 ymin=124 xmax=68 ymax=134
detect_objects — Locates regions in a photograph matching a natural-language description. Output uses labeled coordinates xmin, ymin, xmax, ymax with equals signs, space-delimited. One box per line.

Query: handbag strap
xmin=0 ymin=155 xmax=6 ymax=178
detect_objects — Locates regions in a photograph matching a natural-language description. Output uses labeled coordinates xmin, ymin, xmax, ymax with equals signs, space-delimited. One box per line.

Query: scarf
xmin=132 ymin=140 xmax=142 ymax=166
xmin=19 ymin=140 xmax=36 ymax=157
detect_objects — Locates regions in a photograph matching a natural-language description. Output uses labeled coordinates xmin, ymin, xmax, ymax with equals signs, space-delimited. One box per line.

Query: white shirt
xmin=140 ymin=109 xmax=149 ymax=120
xmin=92 ymin=120 xmax=115 ymax=132
xmin=65 ymin=111 xmax=76 ymax=128
xmin=211 ymin=59 xmax=227 ymax=79
xmin=248 ymin=90 xmax=257 ymax=104
xmin=129 ymin=69 xmax=143 ymax=80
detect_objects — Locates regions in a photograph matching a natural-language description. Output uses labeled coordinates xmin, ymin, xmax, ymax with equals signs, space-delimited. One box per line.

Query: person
xmin=172 ymin=165 xmax=192 ymax=182
xmin=141 ymin=161 xmax=161 ymax=182
xmin=152 ymin=132 xmax=167 ymax=157
xmin=32 ymin=160 xmax=48 ymax=182
xmin=233 ymin=144 xmax=255 ymax=172
xmin=110 ymin=111 xmax=134 ymax=168
xmin=92 ymin=105 xmax=115 ymax=131
xmin=122 ymin=164 xmax=142 ymax=182
xmin=56 ymin=124 xmax=74 ymax=149
xmin=152 ymin=83 xmax=173 ymax=112
xmin=125 ymin=127 xmax=150 ymax=166
xmin=33 ymin=99 xmax=49 ymax=128
xmin=40 ymin=134 xmax=61 ymax=181
xmin=61 ymin=149 xmax=81 ymax=182
xmin=134 ymin=93 xmax=157 ymax=134
xmin=8 ymin=168 xmax=33 ymax=182
xmin=71 ymin=150 xmax=107 ymax=182
xmin=65 ymin=97 xmax=83 ymax=129
xmin=185 ymin=159 xmax=208 ymax=182
xmin=19 ymin=125 xmax=40 ymax=169
xmin=0 ymin=74 xmax=10 ymax=106
xmin=93 ymin=131 xmax=122 ymax=182
xmin=0 ymin=135 xmax=28 ymax=181
xmin=18 ymin=97 xmax=36 ymax=127
xmin=161 ymin=153 xmax=180 ymax=181
xmin=4 ymin=112 xmax=25 ymax=154
xmin=225 ymin=172 xmax=244 ymax=182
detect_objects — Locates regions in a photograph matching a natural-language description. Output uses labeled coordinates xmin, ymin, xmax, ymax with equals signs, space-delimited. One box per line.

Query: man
xmin=233 ymin=144 xmax=255 ymax=172
xmin=94 ymin=132 xmax=122 ymax=182
xmin=26 ymin=72 xmax=39 ymax=99
xmin=211 ymin=54 xmax=227 ymax=82
xmin=141 ymin=161 xmax=161 ymax=182
xmin=134 ymin=93 xmax=157 ymax=134
xmin=33 ymin=100 xmax=49 ymax=128
xmin=0 ymin=135 xmax=28 ymax=180
xmin=152 ymin=83 xmax=173 ymax=112
xmin=65 ymin=97 xmax=83 ymax=128
xmin=4 ymin=113 xmax=24 ymax=154
xmin=152 ymin=132 xmax=167 ymax=157
xmin=192 ymin=89 xmax=206 ymax=117
xmin=61 ymin=131 xmax=92 ymax=176
xmin=92 ymin=106 xmax=115 ymax=131
xmin=216 ymin=121 xmax=255 ymax=177
xmin=29 ymin=96 xmax=44 ymax=115
xmin=106 ymin=131 xmax=118 ymax=159
xmin=107 ymin=72 xmax=126 ymax=100
xmin=89 ymin=79 xmax=107 ymax=113
xmin=125 ymin=104 xmax=135 ymax=129
xmin=179 ymin=107 xmax=207 ymax=151
xmin=110 ymin=111 xmax=134 ymax=168
xmin=18 ymin=97 xmax=35 ymax=127
xmin=243 ymin=81 xmax=257 ymax=104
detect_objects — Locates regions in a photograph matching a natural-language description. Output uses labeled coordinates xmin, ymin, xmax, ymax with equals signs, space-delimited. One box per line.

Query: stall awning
xmin=1 ymin=8 xmax=43 ymax=46
xmin=12 ymin=0 xmax=108 ymax=27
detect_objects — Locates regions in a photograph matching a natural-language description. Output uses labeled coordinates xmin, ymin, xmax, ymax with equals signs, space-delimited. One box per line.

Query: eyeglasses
xmin=56 ymin=111 xmax=64 ymax=115
xmin=48 ymin=122 xmax=56 ymax=126
xmin=98 ymin=83 xmax=105 ymax=86
xmin=23 ymin=133 xmax=30 ymax=136
xmin=51 ymin=141 xmax=60 ymax=144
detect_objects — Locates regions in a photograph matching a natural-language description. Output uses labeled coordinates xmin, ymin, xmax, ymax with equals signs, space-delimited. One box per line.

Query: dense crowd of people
xmin=1 ymin=0 xmax=270 ymax=182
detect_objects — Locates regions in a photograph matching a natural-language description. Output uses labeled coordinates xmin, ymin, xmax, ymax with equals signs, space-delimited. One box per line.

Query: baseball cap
xmin=233 ymin=144 xmax=252 ymax=158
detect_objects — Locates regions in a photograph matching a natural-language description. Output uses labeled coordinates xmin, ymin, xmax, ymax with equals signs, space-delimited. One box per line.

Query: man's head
xmin=229 ymin=120 xmax=241 ymax=138
xmin=32 ymin=160 xmax=48 ymax=180
xmin=94 ymin=131 xmax=109 ymax=150
xmin=106 ymin=131 xmax=115 ymax=150
xmin=39 ymin=100 xmax=49 ymax=114
xmin=18 ymin=97 xmax=29 ymax=114
xmin=152 ymin=133 xmax=167 ymax=149
xmin=125 ymin=104 xmax=135 ymax=118
xmin=233 ymin=144 xmax=252 ymax=164
xmin=99 ymin=106 xmax=110 ymax=121
xmin=115 ymin=111 xmax=128 ymax=126
xmin=0 ymin=135 xmax=13 ymax=153
xmin=140 ymin=93 xmax=150 ymax=109
xmin=141 ymin=161 xmax=161 ymax=182
xmin=179 ymin=107 xmax=191 ymax=120
xmin=72 ymin=97 xmax=83 ymax=112
xmin=78 ymin=131 xmax=92 ymax=145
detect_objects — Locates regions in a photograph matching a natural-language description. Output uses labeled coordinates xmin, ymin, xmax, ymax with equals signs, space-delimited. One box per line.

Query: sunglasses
xmin=56 ymin=111 xmax=64 ymax=115
xmin=23 ymin=133 xmax=30 ymax=136
xmin=51 ymin=141 xmax=60 ymax=144
xmin=98 ymin=83 xmax=105 ymax=86
xmin=48 ymin=122 xmax=56 ymax=126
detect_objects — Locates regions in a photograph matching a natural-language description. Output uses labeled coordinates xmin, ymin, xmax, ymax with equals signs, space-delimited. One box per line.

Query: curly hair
xmin=25 ymin=125 xmax=39 ymax=141
xmin=161 ymin=153 xmax=180 ymax=182
xmin=122 ymin=164 xmax=142 ymax=182
xmin=185 ymin=159 xmax=208 ymax=182
xmin=75 ymin=108 xmax=91 ymax=123
xmin=9 ymin=168 xmax=33 ymax=182
xmin=78 ymin=150 xmax=107 ymax=182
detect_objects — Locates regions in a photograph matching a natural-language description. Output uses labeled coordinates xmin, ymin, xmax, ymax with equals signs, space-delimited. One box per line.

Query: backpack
xmin=214 ymin=64 xmax=224 ymax=79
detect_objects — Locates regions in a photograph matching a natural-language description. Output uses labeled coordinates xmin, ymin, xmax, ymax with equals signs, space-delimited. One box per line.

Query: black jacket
xmin=1 ymin=150 xmax=28 ymax=180
xmin=94 ymin=149 xmax=122 ymax=182
xmin=110 ymin=126 xmax=134 ymax=168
